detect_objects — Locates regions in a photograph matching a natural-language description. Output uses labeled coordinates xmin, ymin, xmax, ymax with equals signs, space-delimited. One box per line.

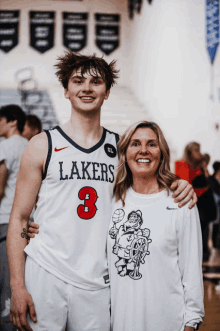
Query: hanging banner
xmin=0 ymin=10 xmax=19 ymax=53
xmin=206 ymin=0 xmax=219 ymax=64
xmin=95 ymin=14 xmax=120 ymax=55
xmin=62 ymin=12 xmax=88 ymax=52
xmin=30 ymin=11 xmax=55 ymax=53
xmin=127 ymin=0 xmax=143 ymax=19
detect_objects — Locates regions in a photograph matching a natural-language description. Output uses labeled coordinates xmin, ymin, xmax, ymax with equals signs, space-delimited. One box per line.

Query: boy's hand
xmin=28 ymin=222 xmax=39 ymax=239
xmin=10 ymin=286 xmax=37 ymax=330
xmin=171 ymin=179 xmax=197 ymax=209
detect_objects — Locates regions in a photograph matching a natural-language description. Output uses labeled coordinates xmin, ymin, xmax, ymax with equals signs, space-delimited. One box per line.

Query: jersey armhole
xmin=115 ymin=133 xmax=119 ymax=144
xmin=42 ymin=130 xmax=52 ymax=180
xmin=115 ymin=133 xmax=119 ymax=154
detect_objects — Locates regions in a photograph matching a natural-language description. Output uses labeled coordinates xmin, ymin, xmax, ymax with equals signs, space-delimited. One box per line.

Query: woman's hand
xmin=28 ymin=222 xmax=39 ymax=239
xmin=184 ymin=327 xmax=195 ymax=331
xmin=170 ymin=179 xmax=197 ymax=209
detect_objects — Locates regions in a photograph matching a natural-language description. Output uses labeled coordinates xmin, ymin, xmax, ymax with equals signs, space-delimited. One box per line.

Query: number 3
xmin=77 ymin=187 xmax=98 ymax=219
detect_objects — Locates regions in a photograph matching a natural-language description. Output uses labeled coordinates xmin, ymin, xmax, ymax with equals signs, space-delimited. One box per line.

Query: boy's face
xmin=64 ymin=69 xmax=110 ymax=114
xmin=22 ymin=122 xmax=39 ymax=140
xmin=0 ymin=116 xmax=11 ymax=137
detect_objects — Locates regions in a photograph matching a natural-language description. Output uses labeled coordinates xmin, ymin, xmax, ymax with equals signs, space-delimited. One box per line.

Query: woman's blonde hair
xmin=183 ymin=142 xmax=202 ymax=170
xmin=113 ymin=121 xmax=179 ymax=206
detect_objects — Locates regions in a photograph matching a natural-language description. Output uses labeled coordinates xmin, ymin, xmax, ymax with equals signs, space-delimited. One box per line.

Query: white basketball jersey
xmin=25 ymin=126 xmax=119 ymax=290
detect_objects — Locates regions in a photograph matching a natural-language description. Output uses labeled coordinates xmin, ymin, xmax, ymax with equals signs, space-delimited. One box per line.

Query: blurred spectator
xmin=175 ymin=142 xmax=203 ymax=184
xmin=176 ymin=144 xmax=217 ymax=261
xmin=192 ymin=154 xmax=217 ymax=261
xmin=208 ymin=161 xmax=220 ymax=249
xmin=0 ymin=105 xmax=28 ymax=330
xmin=22 ymin=114 xmax=42 ymax=140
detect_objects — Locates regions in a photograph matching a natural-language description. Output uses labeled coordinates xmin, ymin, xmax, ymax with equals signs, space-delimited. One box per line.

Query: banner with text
xmin=30 ymin=11 xmax=55 ymax=53
xmin=127 ymin=0 xmax=143 ymax=19
xmin=95 ymin=14 xmax=120 ymax=55
xmin=63 ymin=12 xmax=88 ymax=52
xmin=206 ymin=0 xmax=219 ymax=64
xmin=0 ymin=10 xmax=19 ymax=53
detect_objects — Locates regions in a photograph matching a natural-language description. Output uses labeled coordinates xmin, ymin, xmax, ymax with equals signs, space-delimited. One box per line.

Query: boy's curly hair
xmin=54 ymin=51 xmax=119 ymax=90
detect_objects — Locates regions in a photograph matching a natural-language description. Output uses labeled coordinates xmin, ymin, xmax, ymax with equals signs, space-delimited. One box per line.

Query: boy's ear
xmin=9 ymin=119 xmax=17 ymax=128
xmin=64 ymin=89 xmax=70 ymax=99
xmin=105 ymin=89 xmax=110 ymax=100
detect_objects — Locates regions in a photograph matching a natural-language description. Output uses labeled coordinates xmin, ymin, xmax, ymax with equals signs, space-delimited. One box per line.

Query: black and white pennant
xmin=63 ymin=12 xmax=88 ymax=52
xmin=29 ymin=11 xmax=55 ymax=54
xmin=0 ymin=10 xmax=19 ymax=53
xmin=95 ymin=13 xmax=120 ymax=55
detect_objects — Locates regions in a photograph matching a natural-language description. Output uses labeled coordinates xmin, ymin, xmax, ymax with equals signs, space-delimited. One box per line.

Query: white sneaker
xmin=1 ymin=298 xmax=11 ymax=318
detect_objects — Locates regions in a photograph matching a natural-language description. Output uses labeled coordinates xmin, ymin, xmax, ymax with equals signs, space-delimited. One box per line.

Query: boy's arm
xmin=6 ymin=132 xmax=47 ymax=330
xmin=0 ymin=160 xmax=8 ymax=202
xmin=171 ymin=179 xmax=197 ymax=209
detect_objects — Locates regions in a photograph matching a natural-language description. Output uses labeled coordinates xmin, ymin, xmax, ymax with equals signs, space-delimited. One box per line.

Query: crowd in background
xmin=0 ymin=105 xmax=41 ymax=330
xmin=176 ymin=142 xmax=220 ymax=264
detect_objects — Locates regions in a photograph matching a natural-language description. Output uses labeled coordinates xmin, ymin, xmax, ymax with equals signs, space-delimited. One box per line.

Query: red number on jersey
xmin=77 ymin=187 xmax=98 ymax=219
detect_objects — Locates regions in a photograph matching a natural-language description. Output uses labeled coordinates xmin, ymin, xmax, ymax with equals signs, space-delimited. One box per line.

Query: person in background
xmin=22 ymin=114 xmax=42 ymax=141
xmin=108 ymin=121 xmax=204 ymax=331
xmin=210 ymin=163 xmax=220 ymax=292
xmin=0 ymin=105 xmax=28 ymax=331
xmin=207 ymin=161 xmax=220 ymax=249
xmin=192 ymin=154 xmax=217 ymax=261
xmin=176 ymin=142 xmax=203 ymax=188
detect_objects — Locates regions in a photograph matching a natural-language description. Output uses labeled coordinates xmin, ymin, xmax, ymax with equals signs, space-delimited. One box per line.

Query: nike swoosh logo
xmin=54 ymin=146 xmax=69 ymax=152
xmin=166 ymin=206 xmax=178 ymax=210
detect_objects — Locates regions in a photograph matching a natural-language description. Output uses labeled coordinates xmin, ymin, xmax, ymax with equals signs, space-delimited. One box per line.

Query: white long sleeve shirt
xmin=107 ymin=188 xmax=204 ymax=331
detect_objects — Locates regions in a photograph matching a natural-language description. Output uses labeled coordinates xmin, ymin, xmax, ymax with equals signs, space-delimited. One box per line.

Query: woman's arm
xmin=178 ymin=204 xmax=204 ymax=330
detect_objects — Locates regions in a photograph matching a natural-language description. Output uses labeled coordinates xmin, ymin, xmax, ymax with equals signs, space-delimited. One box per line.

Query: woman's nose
xmin=140 ymin=145 xmax=149 ymax=154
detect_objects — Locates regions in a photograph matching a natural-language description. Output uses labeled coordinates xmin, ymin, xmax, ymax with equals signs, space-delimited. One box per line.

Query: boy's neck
xmin=60 ymin=108 xmax=103 ymax=149
xmin=5 ymin=129 xmax=21 ymax=139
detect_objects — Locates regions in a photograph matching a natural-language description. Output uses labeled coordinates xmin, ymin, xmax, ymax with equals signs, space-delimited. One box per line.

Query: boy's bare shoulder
xmin=23 ymin=132 xmax=48 ymax=162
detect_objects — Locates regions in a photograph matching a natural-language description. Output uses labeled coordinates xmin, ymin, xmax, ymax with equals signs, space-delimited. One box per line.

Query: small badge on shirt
xmin=103 ymin=274 xmax=110 ymax=284
xmin=104 ymin=144 xmax=117 ymax=158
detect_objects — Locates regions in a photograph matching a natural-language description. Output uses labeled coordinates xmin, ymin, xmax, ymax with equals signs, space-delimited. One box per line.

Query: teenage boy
xmin=7 ymin=52 xmax=196 ymax=331
xmin=22 ymin=115 xmax=42 ymax=141
xmin=0 ymin=105 xmax=27 ymax=331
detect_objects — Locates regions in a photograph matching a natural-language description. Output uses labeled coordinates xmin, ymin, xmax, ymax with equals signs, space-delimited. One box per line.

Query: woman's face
xmin=191 ymin=146 xmax=202 ymax=161
xmin=126 ymin=127 xmax=161 ymax=181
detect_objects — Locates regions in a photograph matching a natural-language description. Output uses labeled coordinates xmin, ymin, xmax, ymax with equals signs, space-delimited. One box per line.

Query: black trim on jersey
xmin=42 ymin=130 xmax=52 ymax=180
xmin=54 ymin=126 xmax=107 ymax=154
xmin=115 ymin=133 xmax=119 ymax=144
xmin=105 ymin=128 xmax=119 ymax=153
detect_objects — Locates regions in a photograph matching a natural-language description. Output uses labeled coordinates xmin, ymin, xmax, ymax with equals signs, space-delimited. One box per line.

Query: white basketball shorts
xmin=25 ymin=256 xmax=110 ymax=331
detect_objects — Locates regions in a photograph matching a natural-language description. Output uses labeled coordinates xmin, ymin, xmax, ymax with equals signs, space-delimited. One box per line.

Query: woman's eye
xmin=132 ymin=142 xmax=139 ymax=146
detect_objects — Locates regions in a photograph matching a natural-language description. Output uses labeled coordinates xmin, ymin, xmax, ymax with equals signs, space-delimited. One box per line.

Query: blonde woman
xmin=108 ymin=121 xmax=204 ymax=331
xmin=175 ymin=142 xmax=203 ymax=185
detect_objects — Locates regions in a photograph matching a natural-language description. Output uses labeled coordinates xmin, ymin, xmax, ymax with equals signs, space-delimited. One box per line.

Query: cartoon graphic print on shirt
xmin=109 ymin=209 xmax=152 ymax=280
